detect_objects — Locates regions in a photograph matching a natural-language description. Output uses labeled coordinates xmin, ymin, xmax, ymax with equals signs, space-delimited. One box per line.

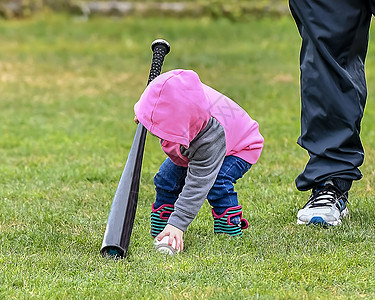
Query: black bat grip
xmin=148 ymin=39 xmax=170 ymax=85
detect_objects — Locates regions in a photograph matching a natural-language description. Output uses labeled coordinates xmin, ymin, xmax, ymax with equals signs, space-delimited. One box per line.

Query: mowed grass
xmin=0 ymin=13 xmax=375 ymax=299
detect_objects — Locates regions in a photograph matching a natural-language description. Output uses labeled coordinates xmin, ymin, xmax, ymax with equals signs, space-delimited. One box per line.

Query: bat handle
xmin=147 ymin=39 xmax=171 ymax=85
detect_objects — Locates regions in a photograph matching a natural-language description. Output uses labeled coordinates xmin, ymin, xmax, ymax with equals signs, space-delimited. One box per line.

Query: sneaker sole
xmin=297 ymin=217 xmax=339 ymax=226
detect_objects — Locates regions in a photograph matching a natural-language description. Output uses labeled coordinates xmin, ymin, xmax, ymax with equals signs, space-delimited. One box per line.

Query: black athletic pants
xmin=289 ymin=0 xmax=375 ymax=191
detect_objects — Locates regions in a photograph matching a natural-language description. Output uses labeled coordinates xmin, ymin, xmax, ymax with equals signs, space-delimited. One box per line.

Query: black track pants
xmin=289 ymin=0 xmax=374 ymax=191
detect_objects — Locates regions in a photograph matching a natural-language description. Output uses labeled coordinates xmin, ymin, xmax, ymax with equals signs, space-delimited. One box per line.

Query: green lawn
xmin=1 ymin=13 xmax=375 ymax=299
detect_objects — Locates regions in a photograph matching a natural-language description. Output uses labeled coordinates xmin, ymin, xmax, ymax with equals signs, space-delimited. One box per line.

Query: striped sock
xmin=212 ymin=206 xmax=249 ymax=237
xmin=150 ymin=203 xmax=174 ymax=237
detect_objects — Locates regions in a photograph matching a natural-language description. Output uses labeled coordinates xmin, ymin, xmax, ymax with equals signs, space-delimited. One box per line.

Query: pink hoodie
xmin=134 ymin=69 xmax=263 ymax=167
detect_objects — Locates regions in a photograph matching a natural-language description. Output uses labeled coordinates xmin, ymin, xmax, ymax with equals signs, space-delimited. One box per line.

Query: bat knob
xmin=151 ymin=39 xmax=170 ymax=54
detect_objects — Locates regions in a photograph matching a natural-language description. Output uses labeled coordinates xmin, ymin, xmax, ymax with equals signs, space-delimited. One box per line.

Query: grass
xmin=1 ymin=13 xmax=375 ymax=299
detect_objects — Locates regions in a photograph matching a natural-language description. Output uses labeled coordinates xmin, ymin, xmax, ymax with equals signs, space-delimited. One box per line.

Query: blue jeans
xmin=154 ymin=156 xmax=251 ymax=214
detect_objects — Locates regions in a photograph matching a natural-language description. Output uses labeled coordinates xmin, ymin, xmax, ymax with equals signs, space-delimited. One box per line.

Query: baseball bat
xmin=100 ymin=39 xmax=170 ymax=259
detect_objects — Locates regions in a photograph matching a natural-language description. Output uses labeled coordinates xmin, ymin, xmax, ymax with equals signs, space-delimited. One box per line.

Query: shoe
xmin=212 ymin=206 xmax=249 ymax=237
xmin=297 ymin=180 xmax=349 ymax=226
xmin=150 ymin=203 xmax=174 ymax=237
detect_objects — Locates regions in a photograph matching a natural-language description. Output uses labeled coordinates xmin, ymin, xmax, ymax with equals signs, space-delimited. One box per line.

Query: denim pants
xmin=153 ymin=155 xmax=251 ymax=214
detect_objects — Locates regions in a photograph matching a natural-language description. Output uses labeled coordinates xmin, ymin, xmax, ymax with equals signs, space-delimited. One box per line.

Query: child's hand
xmin=134 ymin=116 xmax=139 ymax=124
xmin=157 ymin=224 xmax=184 ymax=252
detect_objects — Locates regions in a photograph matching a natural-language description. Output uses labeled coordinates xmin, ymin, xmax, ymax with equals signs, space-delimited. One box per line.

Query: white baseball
xmin=154 ymin=236 xmax=179 ymax=255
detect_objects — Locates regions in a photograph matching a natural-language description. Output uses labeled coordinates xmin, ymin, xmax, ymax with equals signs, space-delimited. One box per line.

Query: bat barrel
xmin=100 ymin=123 xmax=147 ymax=259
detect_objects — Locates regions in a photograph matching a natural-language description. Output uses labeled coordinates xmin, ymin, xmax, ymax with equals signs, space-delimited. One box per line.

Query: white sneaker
xmin=297 ymin=180 xmax=349 ymax=226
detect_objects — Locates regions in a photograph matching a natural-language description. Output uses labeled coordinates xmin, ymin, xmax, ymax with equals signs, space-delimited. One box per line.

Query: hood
xmin=134 ymin=69 xmax=211 ymax=148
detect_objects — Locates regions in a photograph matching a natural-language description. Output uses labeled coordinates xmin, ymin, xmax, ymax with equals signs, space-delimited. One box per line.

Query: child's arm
xmin=167 ymin=117 xmax=226 ymax=237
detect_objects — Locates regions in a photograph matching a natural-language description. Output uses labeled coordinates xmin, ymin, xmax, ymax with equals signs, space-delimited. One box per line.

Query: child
xmin=134 ymin=69 xmax=263 ymax=252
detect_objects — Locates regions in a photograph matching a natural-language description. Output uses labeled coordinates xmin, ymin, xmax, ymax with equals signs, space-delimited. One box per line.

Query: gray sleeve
xmin=167 ymin=117 xmax=226 ymax=232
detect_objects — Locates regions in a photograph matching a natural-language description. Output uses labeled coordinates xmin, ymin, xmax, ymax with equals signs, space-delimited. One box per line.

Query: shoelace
xmin=305 ymin=184 xmax=348 ymax=209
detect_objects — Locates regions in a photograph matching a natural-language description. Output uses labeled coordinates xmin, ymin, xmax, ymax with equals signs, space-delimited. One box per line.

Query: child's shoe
xmin=212 ymin=205 xmax=249 ymax=237
xmin=150 ymin=203 xmax=174 ymax=237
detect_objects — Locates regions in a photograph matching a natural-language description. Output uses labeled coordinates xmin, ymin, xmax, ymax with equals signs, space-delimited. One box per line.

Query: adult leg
xmin=289 ymin=0 xmax=371 ymax=192
xmin=289 ymin=0 xmax=372 ymax=225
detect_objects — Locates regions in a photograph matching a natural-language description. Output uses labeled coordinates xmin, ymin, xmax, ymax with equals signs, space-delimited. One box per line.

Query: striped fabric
xmin=212 ymin=206 xmax=248 ymax=237
xmin=150 ymin=203 xmax=174 ymax=237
